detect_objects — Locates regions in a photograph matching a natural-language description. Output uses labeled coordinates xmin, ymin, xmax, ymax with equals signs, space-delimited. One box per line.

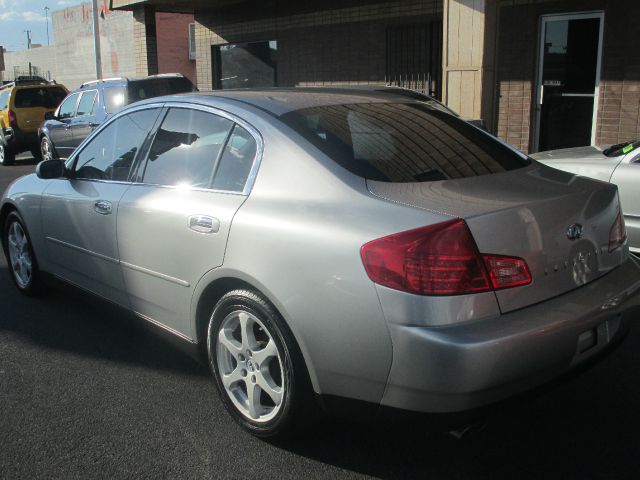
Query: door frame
xmin=532 ymin=11 xmax=605 ymax=153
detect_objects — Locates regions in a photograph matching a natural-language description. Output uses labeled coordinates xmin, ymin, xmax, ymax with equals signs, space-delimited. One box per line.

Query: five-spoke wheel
xmin=208 ymin=289 xmax=314 ymax=439
xmin=40 ymin=136 xmax=54 ymax=161
xmin=3 ymin=212 xmax=41 ymax=294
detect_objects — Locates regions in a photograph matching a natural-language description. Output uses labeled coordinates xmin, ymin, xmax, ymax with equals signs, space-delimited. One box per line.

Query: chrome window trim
xmin=158 ymin=101 xmax=264 ymax=196
xmin=65 ymin=102 xmax=166 ymax=178
xmin=66 ymin=100 xmax=264 ymax=195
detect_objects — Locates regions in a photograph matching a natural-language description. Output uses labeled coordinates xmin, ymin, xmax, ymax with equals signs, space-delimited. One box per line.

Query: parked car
xmin=39 ymin=73 xmax=195 ymax=161
xmin=0 ymin=76 xmax=68 ymax=165
xmin=3 ymin=89 xmax=640 ymax=439
xmin=532 ymin=141 xmax=640 ymax=255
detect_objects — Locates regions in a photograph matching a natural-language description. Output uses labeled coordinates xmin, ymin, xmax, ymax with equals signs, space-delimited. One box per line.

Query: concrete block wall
xmin=3 ymin=3 xmax=136 ymax=90
xmin=194 ymin=0 xmax=443 ymax=92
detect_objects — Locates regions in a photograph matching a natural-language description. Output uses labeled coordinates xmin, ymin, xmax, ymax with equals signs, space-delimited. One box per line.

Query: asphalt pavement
xmin=1 ymin=156 xmax=640 ymax=479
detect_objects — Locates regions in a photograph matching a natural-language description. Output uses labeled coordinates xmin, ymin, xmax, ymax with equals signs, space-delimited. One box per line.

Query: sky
xmin=0 ymin=0 xmax=78 ymax=52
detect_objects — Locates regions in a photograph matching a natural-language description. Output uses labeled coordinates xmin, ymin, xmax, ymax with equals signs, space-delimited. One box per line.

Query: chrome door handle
xmin=94 ymin=200 xmax=112 ymax=215
xmin=188 ymin=215 xmax=219 ymax=234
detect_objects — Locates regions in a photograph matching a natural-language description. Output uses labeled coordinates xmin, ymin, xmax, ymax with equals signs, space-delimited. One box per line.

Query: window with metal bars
xmin=385 ymin=23 xmax=443 ymax=99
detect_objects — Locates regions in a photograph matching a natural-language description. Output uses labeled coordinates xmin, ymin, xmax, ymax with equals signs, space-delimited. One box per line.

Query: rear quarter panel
xmin=198 ymin=113 xmax=455 ymax=404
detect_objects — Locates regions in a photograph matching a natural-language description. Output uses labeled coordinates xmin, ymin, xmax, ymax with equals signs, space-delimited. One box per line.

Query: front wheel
xmin=40 ymin=136 xmax=54 ymax=161
xmin=3 ymin=211 xmax=42 ymax=295
xmin=207 ymin=289 xmax=315 ymax=439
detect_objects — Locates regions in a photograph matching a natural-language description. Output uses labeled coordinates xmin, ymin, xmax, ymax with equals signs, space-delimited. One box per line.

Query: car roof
xmin=138 ymin=87 xmax=425 ymax=116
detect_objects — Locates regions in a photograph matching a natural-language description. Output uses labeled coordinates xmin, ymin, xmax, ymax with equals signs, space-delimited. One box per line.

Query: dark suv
xmin=39 ymin=73 xmax=195 ymax=160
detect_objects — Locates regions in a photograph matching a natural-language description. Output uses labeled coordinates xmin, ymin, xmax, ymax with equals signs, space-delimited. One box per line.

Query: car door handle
xmin=188 ymin=215 xmax=219 ymax=234
xmin=94 ymin=200 xmax=113 ymax=215
xmin=89 ymin=122 xmax=99 ymax=128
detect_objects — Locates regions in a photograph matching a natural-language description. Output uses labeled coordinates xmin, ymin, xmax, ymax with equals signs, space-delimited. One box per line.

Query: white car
xmin=532 ymin=141 xmax=640 ymax=255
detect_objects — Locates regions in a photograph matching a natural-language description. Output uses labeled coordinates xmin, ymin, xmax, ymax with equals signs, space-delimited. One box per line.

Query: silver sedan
xmin=2 ymin=89 xmax=640 ymax=439
xmin=532 ymin=142 xmax=640 ymax=255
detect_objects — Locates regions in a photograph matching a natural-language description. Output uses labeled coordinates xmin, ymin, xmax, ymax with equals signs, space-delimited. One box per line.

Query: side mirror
xmin=44 ymin=111 xmax=55 ymax=121
xmin=36 ymin=159 xmax=65 ymax=179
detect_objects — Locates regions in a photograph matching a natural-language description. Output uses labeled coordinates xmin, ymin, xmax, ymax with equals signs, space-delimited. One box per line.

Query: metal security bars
xmin=385 ymin=22 xmax=443 ymax=99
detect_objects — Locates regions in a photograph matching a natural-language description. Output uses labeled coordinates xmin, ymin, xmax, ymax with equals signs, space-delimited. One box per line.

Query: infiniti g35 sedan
xmin=2 ymin=89 xmax=640 ymax=439
xmin=532 ymin=141 xmax=640 ymax=255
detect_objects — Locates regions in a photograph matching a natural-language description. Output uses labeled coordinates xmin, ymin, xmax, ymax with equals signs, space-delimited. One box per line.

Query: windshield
xmin=14 ymin=87 xmax=67 ymax=109
xmin=602 ymin=139 xmax=640 ymax=157
xmin=280 ymin=102 xmax=530 ymax=182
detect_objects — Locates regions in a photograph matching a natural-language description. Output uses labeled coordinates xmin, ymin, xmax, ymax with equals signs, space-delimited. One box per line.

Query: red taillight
xmin=361 ymin=219 xmax=531 ymax=296
xmin=8 ymin=110 xmax=17 ymax=128
xmin=483 ymin=255 xmax=531 ymax=289
xmin=609 ymin=208 xmax=627 ymax=252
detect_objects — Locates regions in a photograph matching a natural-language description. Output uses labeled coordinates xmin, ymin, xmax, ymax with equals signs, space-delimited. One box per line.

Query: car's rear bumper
xmin=380 ymin=256 xmax=640 ymax=413
xmin=4 ymin=127 xmax=38 ymax=152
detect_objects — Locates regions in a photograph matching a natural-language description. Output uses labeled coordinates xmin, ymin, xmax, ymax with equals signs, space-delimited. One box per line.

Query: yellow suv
xmin=0 ymin=77 xmax=68 ymax=166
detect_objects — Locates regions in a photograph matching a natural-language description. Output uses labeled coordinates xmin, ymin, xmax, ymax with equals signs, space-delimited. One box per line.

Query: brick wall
xmin=194 ymin=0 xmax=443 ymax=92
xmin=156 ymin=12 xmax=196 ymax=85
xmin=496 ymin=0 xmax=640 ymax=152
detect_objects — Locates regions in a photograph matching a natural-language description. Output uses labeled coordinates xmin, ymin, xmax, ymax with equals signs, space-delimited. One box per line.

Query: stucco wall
xmin=3 ymin=2 xmax=136 ymax=90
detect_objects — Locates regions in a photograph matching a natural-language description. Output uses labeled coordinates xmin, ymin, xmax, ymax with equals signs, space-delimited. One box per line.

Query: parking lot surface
xmin=1 ymin=157 xmax=640 ymax=479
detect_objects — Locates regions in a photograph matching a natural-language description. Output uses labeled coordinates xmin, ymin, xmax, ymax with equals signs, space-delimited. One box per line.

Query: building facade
xmin=114 ymin=0 xmax=639 ymax=154
xmin=2 ymin=2 xmax=196 ymax=90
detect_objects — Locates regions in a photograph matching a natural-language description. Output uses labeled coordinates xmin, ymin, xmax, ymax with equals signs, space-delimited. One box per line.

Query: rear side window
xmin=14 ymin=87 xmax=67 ymax=109
xmin=211 ymin=125 xmax=257 ymax=192
xmin=104 ymin=86 xmax=126 ymax=114
xmin=280 ymin=103 xmax=530 ymax=182
xmin=76 ymin=90 xmax=97 ymax=117
xmin=141 ymin=108 xmax=233 ymax=188
xmin=127 ymin=77 xmax=194 ymax=103
xmin=74 ymin=109 xmax=160 ymax=181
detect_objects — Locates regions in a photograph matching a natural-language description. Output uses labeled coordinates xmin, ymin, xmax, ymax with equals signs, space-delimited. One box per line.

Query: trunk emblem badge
xmin=567 ymin=223 xmax=583 ymax=240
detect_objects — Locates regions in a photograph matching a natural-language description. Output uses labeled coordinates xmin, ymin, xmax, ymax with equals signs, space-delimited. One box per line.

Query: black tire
xmin=40 ymin=136 xmax=55 ymax=161
xmin=0 ymin=141 xmax=15 ymax=166
xmin=3 ymin=211 xmax=43 ymax=295
xmin=207 ymin=289 xmax=316 ymax=440
xmin=31 ymin=147 xmax=43 ymax=160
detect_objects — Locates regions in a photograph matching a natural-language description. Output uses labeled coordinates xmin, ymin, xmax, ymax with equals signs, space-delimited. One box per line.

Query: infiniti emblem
xmin=566 ymin=223 xmax=583 ymax=241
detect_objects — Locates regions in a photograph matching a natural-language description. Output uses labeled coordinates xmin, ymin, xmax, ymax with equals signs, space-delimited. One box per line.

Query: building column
xmin=133 ymin=5 xmax=158 ymax=77
xmin=442 ymin=0 xmax=498 ymax=131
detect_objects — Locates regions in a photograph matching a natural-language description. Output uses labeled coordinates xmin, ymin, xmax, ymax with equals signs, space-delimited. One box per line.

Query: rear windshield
xmin=14 ymin=87 xmax=67 ymax=109
xmin=127 ymin=77 xmax=194 ymax=103
xmin=280 ymin=102 xmax=530 ymax=182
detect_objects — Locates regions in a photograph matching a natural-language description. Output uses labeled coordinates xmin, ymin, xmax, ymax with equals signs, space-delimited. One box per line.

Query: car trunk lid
xmin=367 ymin=163 xmax=627 ymax=313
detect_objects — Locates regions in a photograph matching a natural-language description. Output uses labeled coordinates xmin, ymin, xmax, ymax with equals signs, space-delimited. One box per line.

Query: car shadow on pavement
xmin=0 ymin=266 xmax=208 ymax=378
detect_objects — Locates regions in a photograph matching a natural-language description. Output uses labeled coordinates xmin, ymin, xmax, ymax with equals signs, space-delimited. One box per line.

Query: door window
xmin=76 ymin=90 xmax=97 ymax=117
xmin=73 ymin=108 xmax=160 ymax=181
xmin=58 ymin=93 xmax=80 ymax=119
xmin=141 ymin=108 xmax=234 ymax=188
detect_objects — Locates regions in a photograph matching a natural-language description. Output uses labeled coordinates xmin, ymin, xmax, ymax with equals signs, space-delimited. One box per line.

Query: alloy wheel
xmin=216 ymin=310 xmax=284 ymax=422
xmin=41 ymin=137 xmax=52 ymax=161
xmin=7 ymin=220 xmax=32 ymax=289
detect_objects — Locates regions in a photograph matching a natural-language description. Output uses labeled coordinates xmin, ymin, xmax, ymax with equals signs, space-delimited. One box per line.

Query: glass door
xmin=534 ymin=13 xmax=604 ymax=152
